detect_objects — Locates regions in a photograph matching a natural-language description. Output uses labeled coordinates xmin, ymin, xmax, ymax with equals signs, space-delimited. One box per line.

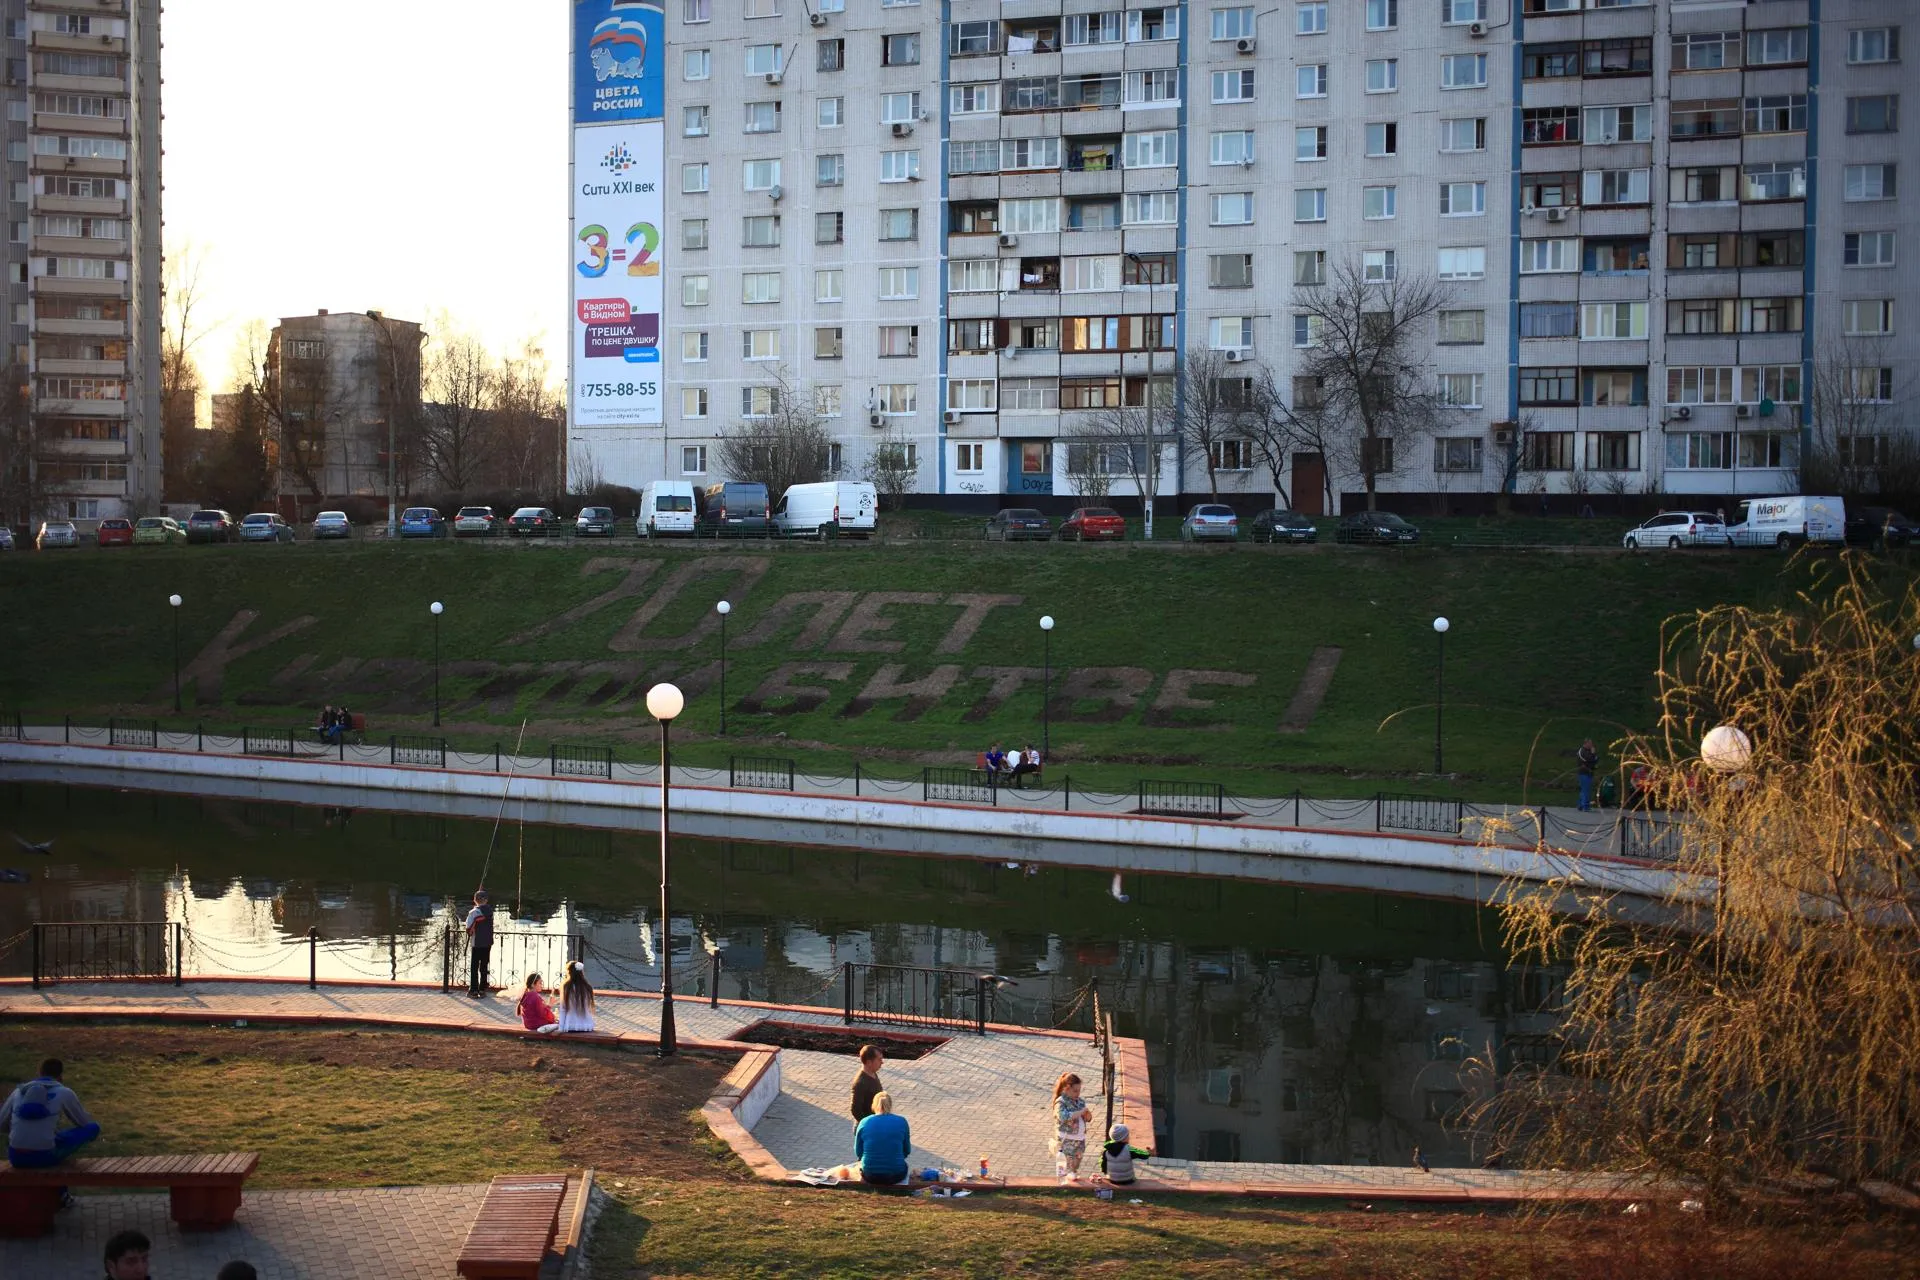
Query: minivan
xmin=638 ymin=480 xmax=698 ymax=537
xmin=772 ymin=481 xmax=878 ymax=539
xmin=1725 ymin=495 xmax=1846 ymax=549
xmin=698 ymin=482 xmax=771 ymax=537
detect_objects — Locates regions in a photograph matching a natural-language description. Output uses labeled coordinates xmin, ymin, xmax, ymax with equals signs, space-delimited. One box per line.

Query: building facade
xmin=580 ymin=0 xmax=1914 ymax=513
xmin=261 ymin=310 xmax=424 ymax=514
xmin=0 ymin=0 xmax=162 ymax=526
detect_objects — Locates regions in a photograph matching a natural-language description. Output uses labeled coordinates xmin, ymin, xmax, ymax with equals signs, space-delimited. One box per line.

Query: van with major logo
xmin=697 ymin=481 xmax=771 ymax=537
xmin=772 ymin=481 xmax=879 ymax=539
xmin=1726 ymin=495 xmax=1846 ymax=548
xmin=638 ymin=480 xmax=697 ymax=538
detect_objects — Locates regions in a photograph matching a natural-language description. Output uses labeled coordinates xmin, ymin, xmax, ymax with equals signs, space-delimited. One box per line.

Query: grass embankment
xmin=0 ymin=537 xmax=1862 ymax=798
xmin=2 ymin=1024 xmax=1909 ymax=1279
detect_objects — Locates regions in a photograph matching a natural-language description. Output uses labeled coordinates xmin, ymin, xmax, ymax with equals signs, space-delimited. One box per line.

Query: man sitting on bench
xmin=1 ymin=1058 xmax=100 ymax=1172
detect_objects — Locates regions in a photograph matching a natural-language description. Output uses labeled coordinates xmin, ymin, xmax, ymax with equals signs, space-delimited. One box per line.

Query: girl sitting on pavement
xmin=517 ymin=972 xmax=560 ymax=1035
xmin=557 ymin=961 xmax=596 ymax=1034
xmin=1051 ymin=1072 xmax=1092 ymax=1182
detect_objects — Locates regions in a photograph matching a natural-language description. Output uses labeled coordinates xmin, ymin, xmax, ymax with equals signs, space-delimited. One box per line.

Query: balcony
xmin=32 ymin=112 xmax=128 ymax=137
xmin=29 ymin=30 xmax=127 ymax=55
xmin=32 ymin=235 xmax=129 ymax=258
xmin=31 ymin=276 xmax=127 ymax=298
xmin=31 ymin=194 xmax=125 ymax=217
xmin=34 ymin=395 xmax=125 ymax=417
xmin=36 ymin=435 xmax=125 ymax=457
xmin=36 ymin=357 xmax=125 ymax=376
xmin=29 ymin=153 xmax=126 ymax=178
xmin=33 ymin=316 xmax=125 ymax=337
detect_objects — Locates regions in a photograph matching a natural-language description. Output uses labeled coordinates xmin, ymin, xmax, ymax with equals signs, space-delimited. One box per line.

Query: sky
xmin=164 ymin=1 xmax=570 ymax=390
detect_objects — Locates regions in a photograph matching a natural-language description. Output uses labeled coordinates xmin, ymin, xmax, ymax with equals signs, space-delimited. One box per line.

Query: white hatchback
xmin=1621 ymin=511 xmax=1729 ymax=549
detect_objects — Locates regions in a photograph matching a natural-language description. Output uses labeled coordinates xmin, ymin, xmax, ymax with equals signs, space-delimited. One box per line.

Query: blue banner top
xmin=574 ymin=0 xmax=665 ymax=124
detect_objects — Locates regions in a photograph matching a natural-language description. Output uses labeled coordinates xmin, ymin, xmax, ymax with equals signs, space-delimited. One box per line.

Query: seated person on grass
xmin=1 ymin=1057 xmax=100 ymax=1169
xmin=853 ymin=1091 xmax=912 ymax=1186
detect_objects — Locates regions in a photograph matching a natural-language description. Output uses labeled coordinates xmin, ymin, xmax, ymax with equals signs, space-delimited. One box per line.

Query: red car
xmin=96 ymin=518 xmax=134 ymax=547
xmin=1058 ymin=507 xmax=1126 ymax=542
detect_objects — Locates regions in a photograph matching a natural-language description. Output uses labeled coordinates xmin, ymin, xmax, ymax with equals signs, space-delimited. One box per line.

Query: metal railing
xmin=729 ymin=755 xmax=796 ymax=791
xmin=551 ymin=743 xmax=613 ymax=779
xmin=1138 ymin=779 xmax=1224 ymax=818
xmin=1618 ymin=814 xmax=1684 ymax=862
xmin=390 ymin=735 xmax=447 ymax=769
xmin=0 ymin=708 xmax=20 ymax=741
xmin=440 ymin=926 xmax=585 ymax=993
xmin=842 ymin=960 xmax=993 ymax=1034
xmin=242 ymin=728 xmax=299 ymax=757
xmin=924 ymin=766 xmax=995 ymax=806
xmin=30 ymin=921 xmax=182 ymax=987
xmin=109 ymin=718 xmax=158 ymax=749
xmin=1377 ymin=793 xmax=1465 ymax=836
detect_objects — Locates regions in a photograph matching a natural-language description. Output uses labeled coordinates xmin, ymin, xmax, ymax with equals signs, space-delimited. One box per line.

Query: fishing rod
xmin=478 ymin=718 xmax=529 ymax=893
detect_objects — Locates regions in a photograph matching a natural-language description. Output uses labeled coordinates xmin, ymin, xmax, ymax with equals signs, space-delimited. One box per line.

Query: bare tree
xmin=1246 ymin=366 xmax=1338 ymax=512
xmin=715 ymin=366 xmax=837 ymax=498
xmin=1172 ymin=346 xmax=1258 ymax=503
xmin=418 ymin=317 xmax=498 ymax=493
xmin=493 ymin=338 xmax=563 ymax=495
xmin=1066 ymin=389 xmax=1169 ymax=530
xmin=1804 ymin=336 xmax=1918 ymax=497
xmin=239 ymin=320 xmax=333 ymax=503
xmin=861 ymin=425 xmax=919 ymax=512
xmin=1060 ymin=426 xmax=1116 ymax=504
xmin=161 ymin=241 xmax=214 ymax=501
xmin=1293 ymin=260 xmax=1449 ymax=511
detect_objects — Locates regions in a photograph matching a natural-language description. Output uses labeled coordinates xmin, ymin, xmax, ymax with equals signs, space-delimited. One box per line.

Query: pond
xmin=0 ymin=780 xmax=1560 ymax=1168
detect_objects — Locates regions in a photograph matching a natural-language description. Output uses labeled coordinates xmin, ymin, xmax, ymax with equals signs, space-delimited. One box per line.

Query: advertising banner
xmin=573 ymin=0 xmax=665 ymax=124
xmin=571 ymin=121 xmax=664 ymax=426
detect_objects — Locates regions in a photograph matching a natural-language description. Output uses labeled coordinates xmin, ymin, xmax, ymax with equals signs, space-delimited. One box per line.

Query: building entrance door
xmin=1291 ymin=453 xmax=1326 ymax=515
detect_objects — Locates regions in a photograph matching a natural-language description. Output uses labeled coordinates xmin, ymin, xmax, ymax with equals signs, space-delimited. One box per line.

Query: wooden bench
xmin=456 ymin=1172 xmax=571 ymax=1280
xmin=0 ymin=1152 xmax=259 ymax=1238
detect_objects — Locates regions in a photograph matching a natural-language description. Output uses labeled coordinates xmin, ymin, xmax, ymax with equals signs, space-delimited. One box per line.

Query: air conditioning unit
xmin=767 ymin=184 xmax=784 ymax=201
xmin=997 ymin=233 xmax=1018 ymax=248
xmin=1493 ymin=427 xmax=1515 ymax=446
xmin=1469 ymin=21 xmax=1488 ymax=37
xmin=1224 ymin=349 xmax=1247 ymax=363
xmin=868 ymin=411 xmax=886 ymax=428
xmin=1235 ymin=37 xmax=1256 ymax=54
xmin=1734 ymin=404 xmax=1753 ymax=418
xmin=765 ymin=71 xmax=783 ymax=85
xmin=1545 ymin=206 xmax=1568 ymax=223
xmin=808 ymin=10 xmax=826 ymax=25
xmin=943 ymin=409 xmax=964 ymax=425
xmin=891 ymin=122 xmax=914 ymax=138
xmin=1674 ymin=405 xmax=1693 ymax=421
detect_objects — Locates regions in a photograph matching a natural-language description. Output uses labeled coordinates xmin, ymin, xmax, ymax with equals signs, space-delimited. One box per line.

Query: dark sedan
xmin=185 ymin=509 xmax=239 ymax=544
xmin=984 ymin=508 xmax=1053 ymax=541
xmin=574 ymin=505 xmax=617 ymax=538
xmin=1250 ymin=510 xmax=1318 ymax=544
xmin=1058 ymin=507 xmax=1126 ymax=542
xmin=1845 ymin=506 xmax=1917 ymax=549
xmin=1335 ymin=511 xmax=1421 ymax=544
xmin=508 ymin=506 xmax=559 ymax=537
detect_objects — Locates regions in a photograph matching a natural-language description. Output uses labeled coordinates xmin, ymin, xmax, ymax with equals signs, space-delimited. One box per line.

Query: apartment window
xmin=742 ymin=271 xmax=782 ymax=305
xmin=742 ymin=386 xmax=781 ymax=418
xmin=1364 ymin=123 xmax=1398 ymax=157
xmin=1667 ymin=367 xmax=1736 ymax=405
xmin=1213 ymin=7 xmax=1255 ymax=39
xmin=879 ymin=324 xmax=920 ymax=357
xmin=1848 ymin=28 xmax=1900 ymax=65
xmin=1522 ymin=173 xmax=1578 ymax=209
xmin=881 ymin=91 xmax=921 ymax=124
xmin=1293 ymin=314 xmax=1324 ymax=347
xmin=1211 ymin=131 xmax=1255 ymax=166
xmin=1366 ymin=0 xmax=1397 ymax=30
xmin=950 ymin=260 xmax=998 ymax=294
xmin=1846 ymin=96 xmax=1899 ymax=134
xmin=879 ymin=208 xmax=918 ymax=240
xmin=1846 ymin=368 xmax=1894 ymax=403
xmin=1844 ymin=165 xmax=1896 ymax=201
xmin=1845 ymin=233 xmax=1897 ymax=268
xmin=937 ymin=378 xmax=994 ymax=415
xmin=948 ymin=20 xmax=998 ymax=56
xmin=1437 ymin=247 xmax=1486 ymax=280
xmin=1365 ymin=59 xmax=1398 ymax=93
xmin=878 ymin=266 xmax=919 ymax=300
xmin=1296 ymin=65 xmax=1327 ymax=98
xmin=954 ymin=443 xmax=986 ymax=474
xmin=1440 ymin=118 xmax=1487 ymax=153
xmin=683 ymin=105 xmax=710 ymax=137
xmin=745 ymin=0 xmax=782 ymax=16
xmin=1214 ymin=69 xmax=1256 ymax=103
xmin=1744 ymin=95 xmax=1806 ymax=134
xmin=1741 ymin=366 xmax=1802 ymax=405
xmin=1670 ymin=299 xmax=1732 ymax=339
xmin=1124 ymin=131 xmax=1177 ymax=169
xmin=743 ymin=159 xmax=781 ymax=191
xmin=681 ymin=331 xmax=709 ymax=363
xmin=680 ymin=163 xmax=710 ymax=194
xmin=818 ymin=97 xmax=844 ymax=127
xmin=1124 ymin=69 xmax=1180 ymax=105
xmin=1519 ymin=302 xmax=1577 ymax=339
xmin=1671 ymin=166 xmax=1736 ymax=203
xmin=882 ymin=32 xmax=920 ymax=64
xmin=1583 ymin=370 xmax=1643 ymax=408
xmin=1434 ymin=437 xmax=1483 ymax=473
xmin=814 ymin=327 xmax=844 ymax=359
xmin=1522 ymin=107 xmax=1579 ymax=145
xmin=1746 ymin=28 xmax=1807 ymax=66
xmin=1296 ymin=127 xmax=1328 ymax=161
xmin=1844 ymin=300 xmax=1894 ymax=336
xmin=950 ymin=140 xmax=997 ymax=176
xmin=1524 ymin=42 xmax=1579 ymax=79
xmin=681 ymin=392 xmax=709 ymax=424
xmin=1360 ymin=438 xmax=1396 ymax=474
xmin=1520 ymin=366 xmax=1577 ymax=405
xmin=1002 ymin=198 xmax=1060 ymax=233
xmin=1209 ymin=316 xmax=1253 ymax=349
xmin=1582 ymin=302 xmax=1648 ymax=340
xmin=1738 ymin=297 xmax=1801 ymax=334
xmin=1123 ymin=191 xmax=1178 ymax=225
xmin=683 ymin=0 xmax=712 ymax=19
xmin=1584 ymin=104 xmax=1650 ymax=144
xmin=684 ymin=49 xmax=711 ymax=80
xmin=1666 ymin=433 xmax=1732 ymax=471
xmin=1584 ymin=36 xmax=1650 ymax=75
xmin=1211 ymin=192 xmax=1255 ymax=225
xmin=1362 ymin=185 xmax=1397 ymax=219
xmin=744 ymin=101 xmax=781 ymax=133
xmin=1673 ymin=32 xmax=1738 ymax=71
xmin=948 ymin=319 xmax=995 ymax=354
xmin=1207 ymin=439 xmax=1254 ymax=472
xmin=1210 ymin=254 xmax=1255 ymax=288
xmin=1127 ymin=7 xmax=1180 ymax=40
xmin=681 ymin=218 xmax=709 ymax=251
xmin=815 ymin=269 xmax=844 ymax=303
xmin=1445 ymin=0 xmax=1486 ymax=23
xmin=951 ymin=84 xmax=999 ymax=116
xmin=1003 ymin=378 xmax=1060 ymax=412
xmin=817 ymin=153 xmax=844 ymax=187
xmin=1742 ymin=162 xmax=1806 ymax=202
xmin=1298 ymin=2 xmax=1328 ymax=34
xmin=1520 ymin=238 xmax=1578 ymax=274
xmin=1295 ymin=188 xmax=1327 ymax=222
xmin=1441 ymin=54 xmax=1487 ymax=89
xmin=1525 ymin=433 xmax=1576 ymax=472
xmin=742 ymin=329 xmax=780 ymax=361
xmin=1437 ymin=310 xmax=1484 ymax=345
xmin=880 ymin=150 xmax=920 ymax=182
xmin=1064 ymin=255 xmax=1120 ymax=291
xmin=738 ymin=215 xmax=778 ymax=248
xmin=745 ymin=44 xmax=784 ymax=75
xmin=818 ymin=37 xmax=845 ymax=71
xmin=1586 ymin=168 xmax=1650 ymax=205
xmin=1439 ymin=182 xmax=1486 ymax=216
xmin=1294 ymin=250 xmax=1327 ymax=286
xmin=1363 ymin=249 xmax=1398 ymax=281
xmin=1439 ymin=373 xmax=1485 ymax=408
xmin=1291 ymin=376 xmax=1325 ymax=409
xmin=1671 ymin=99 xmax=1741 ymax=140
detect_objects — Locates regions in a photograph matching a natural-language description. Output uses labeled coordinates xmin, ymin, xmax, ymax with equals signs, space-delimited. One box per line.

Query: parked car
xmin=0 ymin=525 xmax=14 ymax=551
xmin=1844 ymin=505 xmax=1917 ymax=550
xmin=398 ymin=506 xmax=447 ymax=538
xmin=1250 ymin=509 xmax=1318 ymax=544
xmin=1724 ymin=495 xmax=1845 ymax=549
xmin=508 ymin=506 xmax=559 ymax=537
xmin=574 ymin=505 xmax=617 ymax=538
xmin=185 ymin=509 xmax=239 ymax=544
xmin=311 ymin=511 xmax=353 ymax=540
xmin=697 ymin=482 xmax=772 ymax=538
xmin=1181 ymin=504 xmax=1240 ymax=543
xmin=35 ymin=520 xmax=79 ymax=550
xmin=638 ymin=481 xmax=697 ymax=537
xmin=1620 ymin=511 xmax=1728 ymax=550
xmin=1058 ymin=507 xmax=1126 ymax=542
xmin=132 ymin=516 xmax=187 ymax=546
xmin=984 ymin=508 xmax=1052 ymax=542
xmin=772 ymin=481 xmax=878 ymax=539
xmin=96 ymin=517 xmax=134 ymax=547
xmin=452 ymin=506 xmax=499 ymax=538
xmin=1335 ymin=511 xmax=1422 ymax=545
xmin=239 ymin=512 xmax=296 ymax=543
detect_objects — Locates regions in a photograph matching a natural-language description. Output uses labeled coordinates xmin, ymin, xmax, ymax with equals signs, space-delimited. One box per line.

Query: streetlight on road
xmin=169 ymin=594 xmax=183 ymax=713
xmin=715 ymin=600 xmax=732 ymax=736
xmin=1039 ymin=615 xmax=1055 ymax=756
xmin=429 ymin=601 xmax=444 ymax=728
xmin=1431 ymin=617 xmax=1450 ymax=774
xmin=646 ymin=681 xmax=685 ymax=1056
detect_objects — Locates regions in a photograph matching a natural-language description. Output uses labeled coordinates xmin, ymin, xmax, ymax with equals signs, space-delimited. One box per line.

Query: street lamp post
xmin=1431 ymin=617 xmax=1450 ymax=774
xmin=169 ymin=594 xmax=183 ymax=713
xmin=429 ymin=601 xmax=444 ymax=728
xmin=1039 ymin=615 xmax=1055 ymax=756
xmin=1125 ymin=252 xmax=1161 ymax=542
xmin=1700 ymin=723 xmax=1751 ymax=956
xmin=646 ymin=681 xmax=685 ymax=1055
xmin=715 ymin=600 xmax=731 ymax=736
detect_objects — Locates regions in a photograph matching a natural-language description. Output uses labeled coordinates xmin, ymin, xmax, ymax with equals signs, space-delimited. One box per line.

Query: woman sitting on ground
xmin=557 ymin=961 xmax=596 ymax=1033
xmin=853 ymin=1091 xmax=912 ymax=1186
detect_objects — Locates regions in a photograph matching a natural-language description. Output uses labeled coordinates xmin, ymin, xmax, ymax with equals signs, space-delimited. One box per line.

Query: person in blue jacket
xmin=853 ymin=1091 xmax=912 ymax=1186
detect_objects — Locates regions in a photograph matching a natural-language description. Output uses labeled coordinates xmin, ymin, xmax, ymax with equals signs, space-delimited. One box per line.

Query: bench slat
xmin=455 ymin=1175 xmax=566 ymax=1277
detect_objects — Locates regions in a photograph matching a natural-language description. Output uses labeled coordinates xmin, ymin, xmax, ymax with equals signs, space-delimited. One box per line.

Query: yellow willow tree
xmin=1467 ymin=558 xmax=1920 ymax=1200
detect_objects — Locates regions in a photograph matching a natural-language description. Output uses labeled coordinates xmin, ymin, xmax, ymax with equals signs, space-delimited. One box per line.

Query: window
xmin=1296 ymin=65 xmax=1327 ymax=98
xmin=1214 ymin=68 xmax=1256 ymax=102
xmin=1292 ymin=375 xmax=1325 ymax=407
xmin=1124 ymin=131 xmax=1178 ymax=169
xmin=1439 ymin=373 xmax=1485 ymax=408
xmin=684 ymin=105 xmax=710 ymax=137
xmin=1439 ymin=181 xmax=1485 ymax=216
xmin=1364 ymin=122 xmax=1398 ymax=157
xmin=879 ymin=150 xmax=920 ymax=182
xmin=949 ymin=20 xmax=998 ymax=56
xmin=878 ymin=325 xmax=920 ymax=357
xmin=745 ymin=0 xmax=781 ymax=17
xmin=1524 ymin=433 xmax=1576 ymax=472
xmin=1845 ymin=233 xmax=1896 ymax=268
xmin=1365 ymin=59 xmax=1398 ymax=93
xmin=1124 ymin=191 xmax=1178 ymax=224
xmin=682 ymin=218 xmax=709 ymax=250
xmin=681 ymin=392 xmax=709 ymax=422
xmin=1002 ymin=198 xmax=1060 ymax=233
xmin=1293 ymin=314 xmax=1324 ymax=347
xmin=1845 ymin=368 xmax=1894 ymax=403
xmin=1581 ymin=302 xmax=1648 ymax=340
xmin=881 ymin=91 xmax=921 ymax=124
xmin=818 ymin=0 xmax=843 ymax=11
xmin=681 ymin=444 xmax=709 ymax=477
xmin=743 ymin=100 xmax=781 ymax=132
xmin=950 ymin=259 xmax=998 ymax=293
xmin=1844 ymin=165 xmax=1896 ymax=201
xmin=1210 ymin=192 xmax=1255 ymax=225
xmin=1524 ymin=42 xmax=1580 ymax=80
xmin=1003 ymin=378 xmax=1060 ymax=411
xmin=1002 ymin=136 xmax=1061 ymax=171
xmin=1211 ymin=131 xmax=1255 ymax=166
xmin=682 ymin=162 xmax=710 ymax=194
xmin=1844 ymin=300 xmax=1894 ymax=336
xmin=1438 ymin=310 xmax=1484 ymax=345
xmin=684 ymin=0 xmax=713 ymax=20
xmin=1583 ymin=370 xmax=1643 ymax=407
xmin=950 ymin=140 xmax=997 ymax=176
xmin=744 ymin=43 xmax=784 ymax=76
xmin=742 ymin=215 xmax=781 ymax=247
xmin=1846 ymin=96 xmax=1899 ymax=134
xmin=743 ymin=159 xmax=780 ymax=191
xmin=1295 ymin=188 xmax=1327 ymax=222
xmin=682 ymin=331 xmax=710 ymax=363
xmin=1585 ymin=168 xmax=1651 ymax=205
xmin=1437 ymin=247 xmax=1486 ymax=280
xmin=948 ymin=379 xmax=996 ymax=411
xmin=1666 ymin=433 xmax=1733 ymax=471
xmin=1583 ymin=104 xmax=1650 ymax=144
xmin=1669 ymin=295 xmax=1735 ymax=336
xmin=951 ymin=83 xmax=999 ymax=115
xmin=882 ymin=32 xmax=920 ymax=65
xmin=955 ymin=443 xmax=984 ymax=472
xmin=1522 ymin=106 xmax=1579 ymax=146
xmin=1061 ymin=255 xmax=1118 ymax=291
xmin=1744 ymin=95 xmax=1807 ymax=134
xmin=1209 ymin=316 xmax=1253 ymax=349
xmin=1434 ymin=437 xmax=1483 ymax=473
xmin=879 ymin=208 xmax=918 ymax=241
xmin=1672 ymin=165 xmax=1736 ymax=204
xmin=684 ymin=48 xmax=711 ymax=80
xmin=1848 ymin=28 xmax=1900 ymax=65
xmin=817 ymin=153 xmax=844 ymax=187
xmin=1667 ymin=367 xmax=1736 ymax=405
xmin=815 ymin=269 xmax=844 ymax=302
xmin=818 ymin=37 xmax=845 ymax=71
xmin=1294 ymin=250 xmax=1326 ymax=286
xmin=1440 ymin=118 xmax=1486 ymax=152
xmin=741 ymin=329 xmax=780 ymax=361
xmin=1362 ymin=185 xmax=1397 ymax=219
xmin=1124 ymin=69 xmax=1180 ymax=105
xmin=1738 ymin=297 xmax=1801 ymax=333
xmin=1741 ymin=366 xmax=1801 ymax=406
xmin=1296 ymin=126 xmax=1328 ymax=161
xmin=1212 ymin=7 xmax=1255 ymax=40
xmin=1126 ymin=7 xmax=1180 ymax=41
xmin=1520 ymin=366 xmax=1577 ymax=405
xmin=1746 ymin=28 xmax=1807 ymax=66
xmin=1441 ymin=54 xmax=1487 ymax=89
xmin=742 ymin=386 xmax=780 ymax=418
xmin=742 ymin=271 xmax=781 ymax=304
xmin=1298 ymin=2 xmax=1328 ymax=34
xmin=1363 ymin=249 xmax=1398 ymax=281
xmin=1445 ymin=0 xmax=1486 ymax=24
xmin=818 ymin=97 xmax=844 ymax=128
xmin=1360 ymin=438 xmax=1395 ymax=474
xmin=1673 ymin=32 xmax=1738 ymax=71
xmin=1210 ymin=254 xmax=1255 ymax=288
xmin=1671 ymin=99 xmax=1741 ymax=139
xmin=1742 ymin=162 xmax=1806 ymax=202
xmin=1519 ymin=302 xmax=1577 ymax=338
xmin=1207 ymin=439 xmax=1254 ymax=472
xmin=1366 ymin=0 xmax=1397 ymax=30
xmin=1520 ymin=238 xmax=1578 ymax=273
xmin=879 ymin=266 xmax=919 ymax=300
xmin=814 ymin=326 xmax=844 ymax=359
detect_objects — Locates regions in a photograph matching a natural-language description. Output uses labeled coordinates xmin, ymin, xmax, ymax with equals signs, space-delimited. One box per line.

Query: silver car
xmin=35 ymin=520 xmax=79 ymax=549
xmin=239 ymin=512 xmax=296 ymax=544
xmin=311 ymin=510 xmax=352 ymax=540
xmin=1621 ymin=511 xmax=1729 ymax=550
xmin=453 ymin=506 xmax=499 ymax=537
xmin=0 ymin=525 xmax=13 ymax=551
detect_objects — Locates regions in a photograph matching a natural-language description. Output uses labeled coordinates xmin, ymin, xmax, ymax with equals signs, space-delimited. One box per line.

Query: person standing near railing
xmin=849 ymin=1044 xmax=884 ymax=1140
xmin=1576 ymin=739 xmax=1600 ymax=812
xmin=464 ymin=890 xmax=494 ymax=998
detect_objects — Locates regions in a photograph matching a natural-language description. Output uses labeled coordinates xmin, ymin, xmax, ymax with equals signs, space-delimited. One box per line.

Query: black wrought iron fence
xmin=1618 ymin=814 xmax=1685 ymax=862
xmin=551 ymin=743 xmax=613 ymax=779
xmin=923 ymin=767 xmax=995 ymax=805
xmin=1377 ymin=793 xmax=1465 ymax=836
xmin=25 ymin=921 xmax=182 ymax=987
xmin=1137 ymin=779 xmax=1225 ymax=818
xmin=842 ymin=961 xmax=992 ymax=1034
xmin=390 ymin=735 xmax=447 ymax=768
xmin=440 ymin=926 xmax=585 ymax=993
xmin=0 ymin=708 xmax=19 ymax=740
xmin=242 ymin=728 xmax=297 ymax=757
xmin=109 ymin=718 xmax=158 ymax=748
xmin=729 ymin=756 xmax=796 ymax=791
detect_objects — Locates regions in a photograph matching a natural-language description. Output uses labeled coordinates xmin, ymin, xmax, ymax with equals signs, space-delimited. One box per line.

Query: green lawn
xmin=0 ymin=538 xmax=1884 ymax=799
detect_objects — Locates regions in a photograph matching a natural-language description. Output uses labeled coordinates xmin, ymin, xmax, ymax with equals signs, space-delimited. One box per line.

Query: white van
xmin=771 ymin=481 xmax=879 ymax=539
xmin=1726 ymin=495 xmax=1846 ymax=548
xmin=637 ymin=480 xmax=698 ymax=537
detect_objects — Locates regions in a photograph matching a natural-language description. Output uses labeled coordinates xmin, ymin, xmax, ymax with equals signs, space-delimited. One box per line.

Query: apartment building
xmin=261 ymin=310 xmax=424 ymax=514
xmin=1 ymin=0 xmax=162 ymax=527
xmin=619 ymin=0 xmax=1914 ymax=512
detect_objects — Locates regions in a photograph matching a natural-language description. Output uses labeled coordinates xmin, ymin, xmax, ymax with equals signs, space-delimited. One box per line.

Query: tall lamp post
xmin=715 ymin=600 xmax=731 ymax=736
xmin=429 ymin=601 xmax=444 ymax=727
xmin=646 ymin=681 xmax=685 ymax=1055
xmin=1125 ymin=252 xmax=1162 ymax=541
xmin=168 ymin=594 xmax=183 ymax=713
xmin=1039 ymin=615 xmax=1055 ymax=756
xmin=1431 ymin=617 xmax=1450 ymax=774
xmin=1700 ymin=722 xmax=1751 ymax=957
